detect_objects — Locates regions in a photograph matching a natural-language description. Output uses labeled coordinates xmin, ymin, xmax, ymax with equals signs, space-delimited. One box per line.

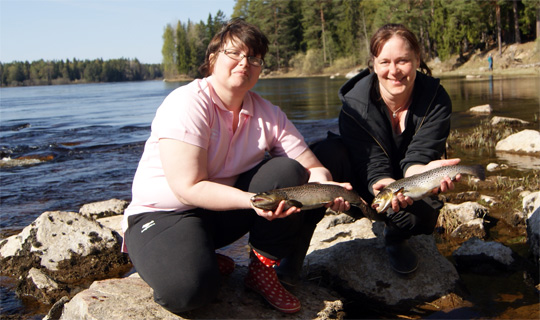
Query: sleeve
xmin=401 ymin=85 xmax=452 ymax=173
xmin=151 ymin=86 xmax=212 ymax=150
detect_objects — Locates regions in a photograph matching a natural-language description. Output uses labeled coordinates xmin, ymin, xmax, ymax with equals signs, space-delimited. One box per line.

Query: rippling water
xmin=1 ymin=75 xmax=538 ymax=318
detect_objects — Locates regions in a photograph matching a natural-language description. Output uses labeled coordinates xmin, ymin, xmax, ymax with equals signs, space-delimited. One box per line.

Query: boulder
xmin=305 ymin=215 xmax=460 ymax=307
xmin=0 ymin=211 xmax=131 ymax=303
xmin=452 ymin=238 xmax=519 ymax=274
xmin=450 ymin=218 xmax=486 ymax=240
xmin=495 ymin=129 xmax=540 ymax=154
xmin=490 ymin=116 xmax=530 ymax=126
xmin=24 ymin=267 xmax=67 ymax=304
xmin=52 ymin=212 xmax=462 ymax=318
xmin=79 ymin=198 xmax=129 ymax=219
xmin=437 ymin=202 xmax=489 ymax=235
xmin=58 ymin=273 xmax=345 ymax=320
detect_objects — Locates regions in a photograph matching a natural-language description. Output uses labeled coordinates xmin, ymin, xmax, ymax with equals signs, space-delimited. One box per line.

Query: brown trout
xmin=372 ymin=164 xmax=486 ymax=214
xmin=250 ymin=183 xmax=382 ymax=221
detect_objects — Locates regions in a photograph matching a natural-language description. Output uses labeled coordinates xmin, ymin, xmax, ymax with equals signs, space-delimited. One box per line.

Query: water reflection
xmin=254 ymin=75 xmax=539 ymax=133
xmin=254 ymin=77 xmax=344 ymax=121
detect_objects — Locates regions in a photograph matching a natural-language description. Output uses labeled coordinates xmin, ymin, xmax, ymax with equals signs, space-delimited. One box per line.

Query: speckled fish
xmin=250 ymin=183 xmax=382 ymax=221
xmin=372 ymin=164 xmax=486 ymax=214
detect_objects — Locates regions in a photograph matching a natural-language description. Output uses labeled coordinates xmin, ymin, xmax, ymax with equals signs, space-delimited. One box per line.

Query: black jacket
xmin=338 ymin=68 xmax=452 ymax=201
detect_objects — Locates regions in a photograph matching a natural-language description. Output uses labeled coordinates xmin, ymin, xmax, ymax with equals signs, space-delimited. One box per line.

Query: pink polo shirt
xmin=122 ymin=77 xmax=308 ymax=232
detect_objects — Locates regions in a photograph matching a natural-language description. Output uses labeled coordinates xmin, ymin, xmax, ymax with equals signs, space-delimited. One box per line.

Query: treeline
xmin=164 ymin=0 xmax=539 ymax=78
xmin=0 ymin=58 xmax=163 ymax=87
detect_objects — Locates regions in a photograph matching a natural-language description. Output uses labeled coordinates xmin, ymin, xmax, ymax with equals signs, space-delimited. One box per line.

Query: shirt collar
xmin=207 ymin=76 xmax=254 ymax=117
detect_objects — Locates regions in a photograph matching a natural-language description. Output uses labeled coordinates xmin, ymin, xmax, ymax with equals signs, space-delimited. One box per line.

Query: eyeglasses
xmin=219 ymin=49 xmax=264 ymax=67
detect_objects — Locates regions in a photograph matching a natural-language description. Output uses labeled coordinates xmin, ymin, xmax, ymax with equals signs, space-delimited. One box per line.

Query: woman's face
xmin=210 ymin=39 xmax=262 ymax=94
xmin=373 ymin=35 xmax=420 ymax=102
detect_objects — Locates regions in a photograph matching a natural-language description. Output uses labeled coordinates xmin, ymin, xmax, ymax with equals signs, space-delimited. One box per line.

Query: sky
xmin=0 ymin=0 xmax=236 ymax=64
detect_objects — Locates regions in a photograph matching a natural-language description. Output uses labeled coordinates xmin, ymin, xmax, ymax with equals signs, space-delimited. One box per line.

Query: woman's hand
xmin=321 ymin=181 xmax=352 ymax=213
xmin=252 ymin=200 xmax=300 ymax=221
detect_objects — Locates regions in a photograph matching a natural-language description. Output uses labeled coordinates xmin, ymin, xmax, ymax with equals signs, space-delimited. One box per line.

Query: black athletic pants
xmin=124 ymin=157 xmax=326 ymax=314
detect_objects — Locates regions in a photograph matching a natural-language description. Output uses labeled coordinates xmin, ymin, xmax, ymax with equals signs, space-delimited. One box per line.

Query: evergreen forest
xmin=163 ymin=0 xmax=539 ymax=79
xmin=2 ymin=0 xmax=538 ymax=87
xmin=0 ymin=58 xmax=162 ymax=87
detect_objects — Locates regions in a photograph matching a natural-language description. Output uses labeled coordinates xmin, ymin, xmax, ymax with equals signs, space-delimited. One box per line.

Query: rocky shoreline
xmin=1 ymin=124 xmax=539 ymax=319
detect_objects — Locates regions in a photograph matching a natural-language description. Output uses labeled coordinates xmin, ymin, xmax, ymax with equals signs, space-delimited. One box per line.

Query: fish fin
xmin=394 ymin=187 xmax=405 ymax=195
xmin=287 ymin=200 xmax=303 ymax=208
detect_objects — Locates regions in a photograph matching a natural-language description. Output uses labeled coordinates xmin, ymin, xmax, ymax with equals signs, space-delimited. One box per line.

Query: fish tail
xmin=468 ymin=164 xmax=486 ymax=181
xmin=351 ymin=200 xmax=385 ymax=222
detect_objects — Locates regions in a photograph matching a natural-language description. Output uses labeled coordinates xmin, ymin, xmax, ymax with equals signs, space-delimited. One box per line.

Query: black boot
xmin=274 ymin=227 xmax=312 ymax=288
xmin=275 ymin=209 xmax=324 ymax=287
xmin=384 ymin=225 xmax=418 ymax=275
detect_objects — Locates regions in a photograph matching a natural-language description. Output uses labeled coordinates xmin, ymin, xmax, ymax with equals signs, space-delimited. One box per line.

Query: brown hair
xmin=198 ymin=18 xmax=269 ymax=77
xmin=369 ymin=23 xmax=431 ymax=76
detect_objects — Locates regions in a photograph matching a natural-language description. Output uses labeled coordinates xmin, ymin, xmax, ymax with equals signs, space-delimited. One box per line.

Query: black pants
xmin=311 ymin=133 xmax=442 ymax=242
xmin=124 ymin=157 xmax=325 ymax=314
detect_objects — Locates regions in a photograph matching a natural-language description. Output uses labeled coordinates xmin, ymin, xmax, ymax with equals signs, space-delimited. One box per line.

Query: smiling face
xmin=373 ymin=35 xmax=420 ymax=103
xmin=210 ymin=39 xmax=262 ymax=96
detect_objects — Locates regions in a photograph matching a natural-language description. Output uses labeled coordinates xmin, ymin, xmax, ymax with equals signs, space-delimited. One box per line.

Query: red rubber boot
xmin=216 ymin=253 xmax=235 ymax=275
xmin=244 ymin=250 xmax=301 ymax=313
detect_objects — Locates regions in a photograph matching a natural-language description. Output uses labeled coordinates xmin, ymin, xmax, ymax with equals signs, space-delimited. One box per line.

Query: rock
xmin=495 ymin=129 xmax=540 ymax=154
xmin=468 ymin=104 xmax=492 ymax=113
xmin=437 ymin=202 xmax=489 ymax=234
xmin=59 ymin=273 xmax=344 ymax=320
xmin=490 ymin=116 xmax=530 ymax=126
xmin=450 ymin=218 xmax=486 ymax=240
xmin=452 ymin=238 xmax=518 ymax=274
xmin=23 ymin=268 xmax=67 ymax=305
xmin=486 ymin=162 xmax=508 ymax=172
xmin=79 ymin=198 xmax=129 ymax=219
xmin=306 ymin=217 xmax=460 ymax=307
xmin=524 ymin=192 xmax=540 ymax=265
xmin=97 ymin=214 xmax=124 ymax=235
xmin=440 ymin=191 xmax=480 ymax=203
xmin=0 ymin=211 xmax=131 ymax=303
xmin=523 ymin=191 xmax=540 ymax=219
xmin=345 ymin=69 xmax=360 ymax=79
xmin=510 ymin=209 xmax=527 ymax=227
xmin=480 ymin=195 xmax=498 ymax=206
xmin=43 ymin=296 xmax=70 ymax=320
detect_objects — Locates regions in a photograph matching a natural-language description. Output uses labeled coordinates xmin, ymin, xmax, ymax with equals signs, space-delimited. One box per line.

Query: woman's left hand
xmin=252 ymin=200 xmax=300 ymax=221
xmin=321 ymin=182 xmax=352 ymax=213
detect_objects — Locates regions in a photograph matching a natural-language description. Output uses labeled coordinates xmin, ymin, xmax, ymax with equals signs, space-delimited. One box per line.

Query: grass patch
xmin=448 ymin=120 xmax=519 ymax=149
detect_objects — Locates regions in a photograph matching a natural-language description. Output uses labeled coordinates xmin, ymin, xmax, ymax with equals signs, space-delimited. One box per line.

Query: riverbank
xmin=256 ymin=40 xmax=540 ymax=80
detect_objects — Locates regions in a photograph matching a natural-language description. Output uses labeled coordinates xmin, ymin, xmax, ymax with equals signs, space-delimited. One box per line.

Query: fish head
xmin=250 ymin=192 xmax=283 ymax=211
xmin=372 ymin=189 xmax=394 ymax=214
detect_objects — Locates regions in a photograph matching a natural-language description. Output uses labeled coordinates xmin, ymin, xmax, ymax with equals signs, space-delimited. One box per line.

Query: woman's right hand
xmin=252 ymin=200 xmax=301 ymax=221
xmin=372 ymin=178 xmax=413 ymax=212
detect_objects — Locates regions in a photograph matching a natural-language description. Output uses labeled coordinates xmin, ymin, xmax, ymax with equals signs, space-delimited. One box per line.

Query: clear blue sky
xmin=0 ymin=0 xmax=236 ymax=64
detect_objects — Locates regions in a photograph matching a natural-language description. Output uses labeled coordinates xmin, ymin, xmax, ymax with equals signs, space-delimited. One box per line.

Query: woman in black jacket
xmin=314 ymin=23 xmax=461 ymax=275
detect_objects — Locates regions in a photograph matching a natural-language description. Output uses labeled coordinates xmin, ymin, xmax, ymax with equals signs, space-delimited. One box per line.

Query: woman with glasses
xmin=122 ymin=18 xmax=350 ymax=315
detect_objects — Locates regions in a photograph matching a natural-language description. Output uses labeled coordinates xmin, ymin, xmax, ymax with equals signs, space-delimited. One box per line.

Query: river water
xmin=1 ymin=75 xmax=539 ymax=318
